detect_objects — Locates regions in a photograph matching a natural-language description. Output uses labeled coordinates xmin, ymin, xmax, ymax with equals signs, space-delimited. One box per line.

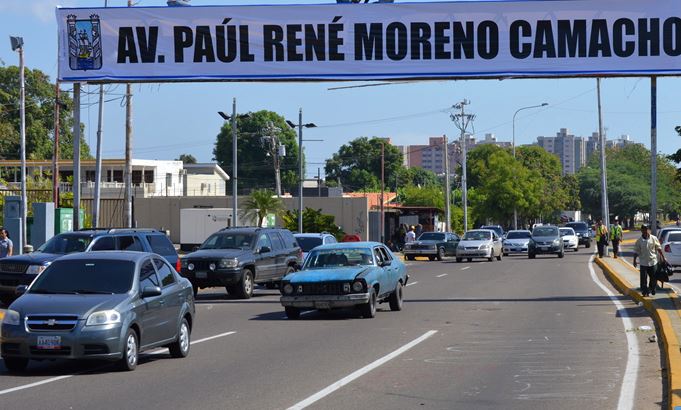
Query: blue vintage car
xmin=279 ymin=242 xmax=409 ymax=319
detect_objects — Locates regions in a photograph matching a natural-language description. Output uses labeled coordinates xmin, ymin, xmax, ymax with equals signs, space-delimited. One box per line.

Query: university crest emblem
xmin=67 ymin=14 xmax=102 ymax=71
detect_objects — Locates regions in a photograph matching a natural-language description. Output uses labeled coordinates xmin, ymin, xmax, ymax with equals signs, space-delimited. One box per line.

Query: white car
xmin=658 ymin=227 xmax=681 ymax=244
xmin=662 ymin=231 xmax=681 ymax=271
xmin=456 ymin=229 xmax=503 ymax=262
xmin=502 ymin=230 xmax=532 ymax=256
xmin=559 ymin=227 xmax=579 ymax=252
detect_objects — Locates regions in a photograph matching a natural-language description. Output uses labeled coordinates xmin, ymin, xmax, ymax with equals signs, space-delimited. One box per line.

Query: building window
xmin=113 ymin=170 xmax=123 ymax=183
xmin=144 ymin=170 xmax=154 ymax=183
xmin=132 ymin=170 xmax=143 ymax=184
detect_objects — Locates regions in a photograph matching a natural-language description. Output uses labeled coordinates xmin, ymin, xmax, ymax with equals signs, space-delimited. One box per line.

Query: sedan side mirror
xmin=141 ymin=286 xmax=162 ymax=298
xmin=15 ymin=285 xmax=28 ymax=295
xmin=259 ymin=246 xmax=271 ymax=254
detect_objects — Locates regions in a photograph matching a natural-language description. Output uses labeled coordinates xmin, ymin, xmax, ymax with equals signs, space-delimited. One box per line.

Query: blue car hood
xmin=0 ymin=253 xmax=63 ymax=265
xmin=284 ymin=267 xmax=371 ymax=283
xmin=10 ymin=293 xmax=130 ymax=319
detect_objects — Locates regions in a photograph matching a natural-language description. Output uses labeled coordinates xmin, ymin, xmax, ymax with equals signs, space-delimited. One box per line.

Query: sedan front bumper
xmin=280 ymin=293 xmax=371 ymax=309
xmin=1 ymin=323 xmax=125 ymax=361
xmin=531 ymin=245 xmax=562 ymax=254
xmin=456 ymin=249 xmax=491 ymax=258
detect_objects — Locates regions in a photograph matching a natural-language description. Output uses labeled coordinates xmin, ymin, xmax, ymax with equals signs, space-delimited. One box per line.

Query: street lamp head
xmin=285 ymin=120 xmax=296 ymax=129
xmin=541 ymin=102 xmax=549 ymax=106
xmin=217 ymin=111 xmax=229 ymax=120
xmin=9 ymin=36 xmax=24 ymax=51
xmin=304 ymin=123 xmax=317 ymax=128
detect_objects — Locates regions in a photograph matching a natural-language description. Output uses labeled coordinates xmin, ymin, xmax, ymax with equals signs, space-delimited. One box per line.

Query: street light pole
xmin=512 ymin=102 xmax=548 ymax=230
xmin=381 ymin=142 xmax=385 ymax=243
xmin=218 ymin=103 xmax=250 ymax=227
xmin=286 ymin=113 xmax=317 ymax=233
xmin=450 ymin=100 xmax=475 ymax=232
xmin=597 ymin=78 xmax=610 ymax=230
xmin=10 ymin=36 xmax=27 ymax=248
xmin=443 ymin=135 xmax=451 ymax=232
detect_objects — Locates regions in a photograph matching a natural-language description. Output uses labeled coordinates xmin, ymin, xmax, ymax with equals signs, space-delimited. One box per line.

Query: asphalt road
xmin=0 ymin=248 xmax=663 ymax=409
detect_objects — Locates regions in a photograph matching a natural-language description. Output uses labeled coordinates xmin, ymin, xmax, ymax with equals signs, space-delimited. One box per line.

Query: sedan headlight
xmin=218 ymin=258 xmax=239 ymax=269
xmin=85 ymin=310 xmax=121 ymax=326
xmin=553 ymin=239 xmax=561 ymax=245
xmin=457 ymin=243 xmax=465 ymax=249
xmin=2 ymin=310 xmax=20 ymax=326
xmin=26 ymin=264 xmax=50 ymax=275
xmin=283 ymin=283 xmax=294 ymax=295
xmin=351 ymin=280 xmax=365 ymax=293
xmin=480 ymin=244 xmax=490 ymax=250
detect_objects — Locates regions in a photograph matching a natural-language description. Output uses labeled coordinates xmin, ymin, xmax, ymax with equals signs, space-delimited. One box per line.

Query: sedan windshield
xmin=303 ymin=249 xmax=374 ymax=269
xmin=566 ymin=223 xmax=588 ymax=232
xmin=559 ymin=228 xmax=575 ymax=236
xmin=534 ymin=227 xmax=559 ymax=237
xmin=463 ymin=231 xmax=491 ymax=241
xmin=200 ymin=233 xmax=253 ymax=250
xmin=295 ymin=237 xmax=323 ymax=252
xmin=506 ymin=231 xmax=531 ymax=239
xmin=37 ymin=234 xmax=92 ymax=254
xmin=30 ymin=260 xmax=135 ymax=294
xmin=418 ymin=233 xmax=445 ymax=241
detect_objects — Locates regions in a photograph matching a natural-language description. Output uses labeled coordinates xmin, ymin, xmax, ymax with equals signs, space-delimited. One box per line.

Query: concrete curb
xmin=594 ymin=257 xmax=681 ymax=409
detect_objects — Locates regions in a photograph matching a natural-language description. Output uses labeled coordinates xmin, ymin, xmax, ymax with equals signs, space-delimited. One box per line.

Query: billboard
xmin=56 ymin=0 xmax=681 ymax=82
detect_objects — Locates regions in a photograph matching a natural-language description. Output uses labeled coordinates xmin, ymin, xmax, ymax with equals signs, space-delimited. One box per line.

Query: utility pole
xmin=218 ymin=101 xmax=250 ymax=227
xmin=52 ymin=84 xmax=61 ymax=207
xmin=124 ymin=0 xmax=133 ymax=228
xmin=596 ymin=78 xmax=609 ymax=233
xmin=651 ymin=76 xmax=658 ymax=235
xmin=262 ymin=122 xmax=283 ymax=196
xmin=93 ymin=84 xmax=104 ymax=228
xmin=380 ymin=141 xmax=385 ymax=244
xmin=73 ymin=83 xmax=81 ymax=230
xmin=443 ymin=135 xmax=451 ymax=232
xmin=450 ymin=100 xmax=475 ymax=232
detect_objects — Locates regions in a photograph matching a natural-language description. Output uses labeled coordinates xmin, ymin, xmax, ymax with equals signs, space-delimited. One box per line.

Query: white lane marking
xmin=287 ymin=330 xmax=438 ymax=410
xmin=588 ymin=255 xmax=638 ymax=410
xmin=0 ymin=330 xmax=237 ymax=396
xmin=461 ymin=266 xmax=470 ymax=271
xmin=406 ymin=281 xmax=418 ymax=287
xmin=436 ymin=274 xmax=448 ymax=278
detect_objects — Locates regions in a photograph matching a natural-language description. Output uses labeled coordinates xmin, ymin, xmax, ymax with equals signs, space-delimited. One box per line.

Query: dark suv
xmin=0 ymin=229 xmax=179 ymax=306
xmin=180 ymin=227 xmax=302 ymax=299
xmin=564 ymin=222 xmax=592 ymax=248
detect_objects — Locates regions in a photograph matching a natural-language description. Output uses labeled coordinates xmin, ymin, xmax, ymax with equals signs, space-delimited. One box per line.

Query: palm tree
xmin=240 ymin=189 xmax=284 ymax=226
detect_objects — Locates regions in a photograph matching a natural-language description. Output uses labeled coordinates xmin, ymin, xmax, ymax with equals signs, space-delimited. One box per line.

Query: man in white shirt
xmin=405 ymin=226 xmax=416 ymax=244
xmin=633 ymin=224 xmax=666 ymax=296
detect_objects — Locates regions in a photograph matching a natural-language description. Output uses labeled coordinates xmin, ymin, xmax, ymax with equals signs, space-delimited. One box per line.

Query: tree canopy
xmin=240 ymin=189 xmax=285 ymax=226
xmin=213 ymin=110 xmax=299 ymax=194
xmin=0 ymin=66 xmax=90 ymax=162
xmin=177 ymin=154 xmax=196 ymax=164
xmin=280 ymin=207 xmax=344 ymax=239
xmin=325 ymin=137 xmax=403 ymax=191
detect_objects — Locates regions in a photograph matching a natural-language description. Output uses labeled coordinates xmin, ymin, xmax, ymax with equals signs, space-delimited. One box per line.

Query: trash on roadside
xmin=649 ymin=335 xmax=658 ymax=343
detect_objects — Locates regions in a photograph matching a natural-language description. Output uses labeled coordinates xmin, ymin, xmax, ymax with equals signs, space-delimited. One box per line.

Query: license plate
xmin=195 ymin=271 xmax=207 ymax=279
xmin=37 ymin=336 xmax=61 ymax=350
xmin=540 ymin=246 xmax=549 ymax=251
xmin=315 ymin=301 xmax=331 ymax=309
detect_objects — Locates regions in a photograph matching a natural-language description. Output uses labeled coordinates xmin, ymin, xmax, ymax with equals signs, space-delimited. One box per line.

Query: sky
xmin=1 ymin=0 xmax=680 ymax=179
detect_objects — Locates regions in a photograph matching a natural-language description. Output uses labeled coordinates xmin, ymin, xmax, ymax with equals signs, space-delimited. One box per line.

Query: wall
xmin=183 ymin=174 xmax=226 ymax=196
xmin=134 ymin=196 xmax=369 ymax=244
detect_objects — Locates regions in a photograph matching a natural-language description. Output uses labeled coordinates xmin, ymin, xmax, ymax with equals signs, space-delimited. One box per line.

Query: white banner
xmin=56 ymin=0 xmax=681 ymax=82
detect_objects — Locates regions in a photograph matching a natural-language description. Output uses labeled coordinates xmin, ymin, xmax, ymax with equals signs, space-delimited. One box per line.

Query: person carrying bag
xmin=595 ymin=219 xmax=609 ymax=258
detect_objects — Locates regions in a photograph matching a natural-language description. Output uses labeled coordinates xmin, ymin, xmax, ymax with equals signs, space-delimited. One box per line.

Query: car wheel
xmin=586 ymin=241 xmax=591 ymax=248
xmin=405 ymin=255 xmax=415 ymax=261
xmin=574 ymin=247 xmax=579 ymax=252
xmin=488 ymin=251 xmax=494 ymax=262
xmin=529 ymin=253 xmax=536 ymax=259
xmin=360 ymin=289 xmax=377 ymax=319
xmin=558 ymin=251 xmax=564 ymax=258
xmin=456 ymin=257 xmax=462 ymax=263
xmin=389 ymin=282 xmax=404 ymax=311
xmin=285 ymin=306 xmax=301 ymax=319
xmin=119 ymin=328 xmax=139 ymax=371
xmin=168 ymin=318 xmax=191 ymax=358
xmin=497 ymin=252 xmax=502 ymax=261
xmin=2 ymin=357 xmax=28 ymax=373
xmin=503 ymin=253 xmax=508 ymax=257
xmin=437 ymin=247 xmax=445 ymax=261
xmin=235 ymin=269 xmax=254 ymax=299
xmin=467 ymin=258 xmax=472 ymax=262
xmin=191 ymin=283 xmax=199 ymax=298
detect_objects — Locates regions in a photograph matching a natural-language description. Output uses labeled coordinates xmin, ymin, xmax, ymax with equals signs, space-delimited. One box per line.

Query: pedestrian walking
xmin=633 ymin=224 xmax=666 ymax=297
xmin=610 ymin=218 xmax=623 ymax=259
xmin=405 ymin=226 xmax=416 ymax=244
xmin=0 ymin=228 xmax=13 ymax=259
xmin=595 ymin=219 xmax=609 ymax=258
xmin=415 ymin=223 xmax=423 ymax=238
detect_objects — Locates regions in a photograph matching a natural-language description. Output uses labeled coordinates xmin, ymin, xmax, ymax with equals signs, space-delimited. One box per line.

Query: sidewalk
xmin=595 ymin=252 xmax=681 ymax=409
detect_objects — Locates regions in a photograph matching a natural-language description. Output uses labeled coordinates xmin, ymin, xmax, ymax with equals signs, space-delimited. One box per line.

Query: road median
xmin=595 ymin=256 xmax=681 ymax=409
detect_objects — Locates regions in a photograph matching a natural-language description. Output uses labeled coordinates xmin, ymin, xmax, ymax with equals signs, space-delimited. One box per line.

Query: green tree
xmin=325 ymin=137 xmax=403 ymax=191
xmin=0 ymin=66 xmax=90 ymax=162
xmin=213 ymin=110 xmax=299 ymax=193
xmin=397 ymin=184 xmax=445 ymax=211
xmin=177 ymin=154 xmax=197 ymax=164
xmin=240 ymin=189 xmax=285 ymax=226
xmin=280 ymin=207 xmax=345 ymax=239
xmin=515 ymin=145 xmax=567 ymax=222
xmin=670 ymin=126 xmax=681 ymax=183
xmin=561 ymin=174 xmax=581 ymax=210
xmin=394 ymin=167 xmax=440 ymax=189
